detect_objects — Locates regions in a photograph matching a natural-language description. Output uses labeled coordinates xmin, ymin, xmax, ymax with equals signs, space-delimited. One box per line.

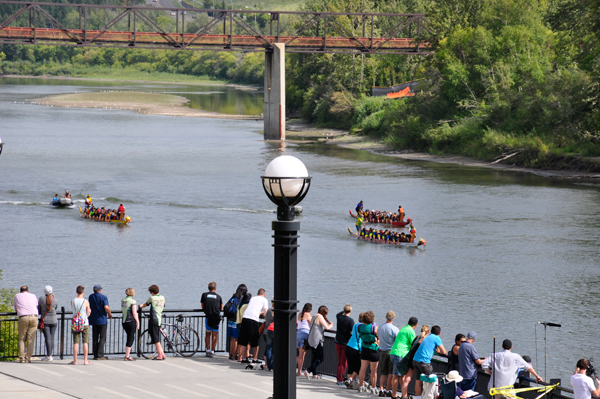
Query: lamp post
xmin=262 ymin=155 xmax=311 ymax=399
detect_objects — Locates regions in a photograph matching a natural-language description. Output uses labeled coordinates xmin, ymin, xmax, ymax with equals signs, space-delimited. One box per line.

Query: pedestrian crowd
xmin=12 ymin=283 xmax=599 ymax=399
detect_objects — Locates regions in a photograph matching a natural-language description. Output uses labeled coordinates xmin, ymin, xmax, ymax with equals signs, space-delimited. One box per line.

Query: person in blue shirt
xmin=88 ymin=284 xmax=113 ymax=360
xmin=413 ymin=325 xmax=447 ymax=399
xmin=53 ymin=194 xmax=59 ymax=202
xmin=356 ymin=201 xmax=363 ymax=214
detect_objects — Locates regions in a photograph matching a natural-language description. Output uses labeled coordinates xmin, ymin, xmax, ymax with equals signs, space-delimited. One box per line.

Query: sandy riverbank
xmin=32 ymin=91 xmax=262 ymax=120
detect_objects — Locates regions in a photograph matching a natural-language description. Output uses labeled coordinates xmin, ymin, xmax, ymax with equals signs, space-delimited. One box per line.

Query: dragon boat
xmin=349 ymin=210 xmax=410 ymax=227
xmin=79 ymin=206 xmax=131 ymax=225
xmin=347 ymin=227 xmax=426 ymax=248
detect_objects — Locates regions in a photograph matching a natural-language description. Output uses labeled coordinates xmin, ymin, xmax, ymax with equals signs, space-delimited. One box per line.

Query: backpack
xmin=71 ymin=300 xmax=85 ymax=333
xmin=223 ymin=296 xmax=239 ymax=317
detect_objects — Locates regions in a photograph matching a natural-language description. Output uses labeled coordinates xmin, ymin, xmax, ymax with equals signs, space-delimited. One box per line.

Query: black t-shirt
xmin=335 ymin=311 xmax=355 ymax=345
xmin=201 ymin=291 xmax=222 ymax=319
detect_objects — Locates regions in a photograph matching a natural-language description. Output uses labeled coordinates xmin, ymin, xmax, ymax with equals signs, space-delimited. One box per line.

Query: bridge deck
xmin=0 ymin=27 xmax=422 ymax=53
xmin=0 ymin=355 xmax=359 ymax=398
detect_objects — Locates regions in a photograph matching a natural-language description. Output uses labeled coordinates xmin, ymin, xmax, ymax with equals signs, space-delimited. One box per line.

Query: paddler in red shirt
xmin=118 ymin=203 xmax=125 ymax=220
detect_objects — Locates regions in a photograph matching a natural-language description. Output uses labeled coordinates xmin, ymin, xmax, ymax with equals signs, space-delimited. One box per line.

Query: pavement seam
xmin=0 ymin=371 xmax=81 ymax=398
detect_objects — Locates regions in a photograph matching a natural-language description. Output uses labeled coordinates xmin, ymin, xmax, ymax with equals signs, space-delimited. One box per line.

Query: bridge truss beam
xmin=0 ymin=1 xmax=431 ymax=54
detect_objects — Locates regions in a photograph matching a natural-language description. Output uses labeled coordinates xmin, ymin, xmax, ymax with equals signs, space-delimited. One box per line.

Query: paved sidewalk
xmin=0 ymin=355 xmax=361 ymax=399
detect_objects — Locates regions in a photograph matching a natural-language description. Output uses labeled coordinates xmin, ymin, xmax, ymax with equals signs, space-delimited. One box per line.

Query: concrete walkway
xmin=0 ymin=355 xmax=361 ymax=399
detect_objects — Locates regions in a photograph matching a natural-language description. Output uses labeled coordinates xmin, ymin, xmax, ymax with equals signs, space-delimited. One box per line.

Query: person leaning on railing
xmin=121 ymin=288 xmax=140 ymax=361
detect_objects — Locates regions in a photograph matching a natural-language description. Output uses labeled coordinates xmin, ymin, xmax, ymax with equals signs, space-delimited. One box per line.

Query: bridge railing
xmin=0 ymin=0 xmax=431 ymax=53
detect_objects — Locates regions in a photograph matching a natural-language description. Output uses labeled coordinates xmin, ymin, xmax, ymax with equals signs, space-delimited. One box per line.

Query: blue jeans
xmin=459 ymin=378 xmax=477 ymax=391
xmin=265 ymin=330 xmax=274 ymax=370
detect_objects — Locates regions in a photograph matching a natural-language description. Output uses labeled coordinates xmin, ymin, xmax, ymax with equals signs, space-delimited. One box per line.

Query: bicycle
xmin=139 ymin=314 xmax=200 ymax=358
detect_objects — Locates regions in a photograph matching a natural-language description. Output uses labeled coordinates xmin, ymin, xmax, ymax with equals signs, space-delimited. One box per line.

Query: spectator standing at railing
xmin=13 ymin=286 xmax=38 ymax=363
xmin=38 ymin=286 xmax=58 ymax=362
xmin=335 ymin=304 xmax=354 ymax=385
xmin=238 ymin=289 xmax=268 ymax=363
xmin=378 ymin=311 xmax=400 ymax=397
xmin=236 ymin=290 xmax=251 ymax=362
xmin=345 ymin=312 xmax=364 ymax=390
xmin=70 ymin=285 xmax=92 ymax=365
xmin=225 ymin=284 xmax=247 ymax=361
xmin=305 ymin=305 xmax=334 ymax=379
xmin=390 ymin=316 xmax=419 ymax=399
xmin=88 ymin=284 xmax=113 ymax=361
xmin=139 ymin=284 xmax=166 ymax=361
xmin=571 ymin=359 xmax=600 ymax=399
xmin=263 ymin=301 xmax=274 ymax=371
xmin=458 ymin=331 xmax=486 ymax=391
xmin=201 ymin=281 xmax=223 ymax=358
xmin=412 ymin=325 xmax=447 ymax=399
xmin=121 ymin=288 xmax=140 ymax=361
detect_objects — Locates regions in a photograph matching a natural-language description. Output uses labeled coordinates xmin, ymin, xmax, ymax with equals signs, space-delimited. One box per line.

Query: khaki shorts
xmin=73 ymin=325 xmax=90 ymax=344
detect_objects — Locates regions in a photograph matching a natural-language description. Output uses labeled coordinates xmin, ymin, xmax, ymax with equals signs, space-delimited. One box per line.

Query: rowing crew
xmin=358 ymin=226 xmax=419 ymax=244
xmin=82 ymin=203 xmax=126 ymax=221
xmin=356 ymin=202 xmax=409 ymax=224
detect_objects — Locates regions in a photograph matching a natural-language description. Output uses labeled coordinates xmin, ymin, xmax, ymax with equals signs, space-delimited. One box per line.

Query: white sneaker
xmin=47 ymin=356 xmax=53 ymax=362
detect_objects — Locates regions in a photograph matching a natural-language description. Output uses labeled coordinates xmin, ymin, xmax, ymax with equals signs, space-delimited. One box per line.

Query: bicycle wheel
xmin=174 ymin=326 xmax=200 ymax=357
xmin=139 ymin=329 xmax=158 ymax=359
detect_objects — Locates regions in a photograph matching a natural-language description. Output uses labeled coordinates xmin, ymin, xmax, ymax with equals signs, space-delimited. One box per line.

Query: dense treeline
xmin=1 ymin=0 xmax=600 ymax=168
xmin=287 ymin=0 xmax=600 ymax=168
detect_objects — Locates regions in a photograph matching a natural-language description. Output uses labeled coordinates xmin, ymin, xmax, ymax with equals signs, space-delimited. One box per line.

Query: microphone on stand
xmin=537 ymin=322 xmax=561 ymax=327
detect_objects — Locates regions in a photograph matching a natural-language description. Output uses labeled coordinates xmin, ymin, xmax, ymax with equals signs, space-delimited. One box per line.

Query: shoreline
xmin=285 ymin=121 xmax=600 ymax=180
xmin=14 ymin=76 xmax=600 ymax=179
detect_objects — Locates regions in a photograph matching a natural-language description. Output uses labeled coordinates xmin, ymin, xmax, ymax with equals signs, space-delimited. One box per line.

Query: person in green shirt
xmin=390 ymin=316 xmax=418 ymax=399
xmin=139 ymin=284 xmax=166 ymax=360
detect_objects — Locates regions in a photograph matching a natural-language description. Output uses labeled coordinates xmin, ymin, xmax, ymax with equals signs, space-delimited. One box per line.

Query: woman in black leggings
xmin=121 ymin=288 xmax=140 ymax=361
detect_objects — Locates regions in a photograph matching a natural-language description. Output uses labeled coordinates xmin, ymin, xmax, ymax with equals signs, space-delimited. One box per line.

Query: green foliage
xmin=0 ymin=270 xmax=18 ymax=360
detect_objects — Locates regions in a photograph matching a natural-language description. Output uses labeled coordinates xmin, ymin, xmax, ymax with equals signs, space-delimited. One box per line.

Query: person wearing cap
xmin=444 ymin=370 xmax=486 ymax=399
xmin=88 ymin=284 xmax=113 ymax=360
xmin=38 ymin=286 xmax=58 ymax=361
xmin=85 ymin=194 xmax=92 ymax=209
xmin=482 ymin=339 xmax=543 ymax=396
xmin=64 ymin=190 xmax=71 ymax=199
xmin=13 ymin=286 xmax=39 ymax=363
xmin=458 ymin=331 xmax=486 ymax=391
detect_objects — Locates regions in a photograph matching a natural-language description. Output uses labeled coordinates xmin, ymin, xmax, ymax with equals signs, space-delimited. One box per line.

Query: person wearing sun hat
xmin=445 ymin=370 xmax=487 ymax=399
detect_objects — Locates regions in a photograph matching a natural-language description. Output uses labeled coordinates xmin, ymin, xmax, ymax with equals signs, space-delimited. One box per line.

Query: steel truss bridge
xmin=0 ymin=1 xmax=431 ymax=54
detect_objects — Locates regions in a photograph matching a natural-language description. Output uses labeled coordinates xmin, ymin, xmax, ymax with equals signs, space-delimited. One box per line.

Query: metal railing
xmin=0 ymin=308 xmax=227 ymax=359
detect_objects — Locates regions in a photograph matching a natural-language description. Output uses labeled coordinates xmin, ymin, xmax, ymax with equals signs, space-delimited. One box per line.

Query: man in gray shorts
xmin=378 ymin=311 xmax=399 ymax=397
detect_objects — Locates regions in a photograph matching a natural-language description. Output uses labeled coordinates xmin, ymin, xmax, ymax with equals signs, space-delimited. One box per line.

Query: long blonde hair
xmin=420 ymin=325 xmax=430 ymax=339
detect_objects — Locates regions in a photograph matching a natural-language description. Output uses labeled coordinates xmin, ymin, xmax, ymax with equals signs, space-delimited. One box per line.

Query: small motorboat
xmin=51 ymin=197 xmax=74 ymax=208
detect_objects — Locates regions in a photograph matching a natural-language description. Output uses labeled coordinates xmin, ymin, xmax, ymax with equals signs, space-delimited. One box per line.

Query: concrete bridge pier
xmin=264 ymin=43 xmax=285 ymax=141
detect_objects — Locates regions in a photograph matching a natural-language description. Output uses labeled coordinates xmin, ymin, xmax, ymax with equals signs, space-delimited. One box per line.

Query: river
xmin=0 ymin=77 xmax=598 ymax=385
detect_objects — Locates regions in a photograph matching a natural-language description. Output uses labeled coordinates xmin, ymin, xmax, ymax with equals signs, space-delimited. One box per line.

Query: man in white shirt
xmin=571 ymin=359 xmax=600 ymax=399
xmin=13 ymin=286 xmax=39 ymax=363
xmin=238 ymin=288 xmax=268 ymax=363
xmin=482 ymin=339 xmax=543 ymax=396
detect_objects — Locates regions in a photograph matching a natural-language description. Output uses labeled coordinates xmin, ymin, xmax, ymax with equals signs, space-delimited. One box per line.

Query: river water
xmin=0 ymin=77 xmax=598 ymax=384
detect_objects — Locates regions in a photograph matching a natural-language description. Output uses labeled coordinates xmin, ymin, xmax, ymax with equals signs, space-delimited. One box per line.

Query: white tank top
xmin=298 ymin=315 xmax=310 ymax=330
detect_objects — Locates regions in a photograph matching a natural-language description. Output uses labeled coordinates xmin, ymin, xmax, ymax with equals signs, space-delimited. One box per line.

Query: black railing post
xmin=59 ymin=306 xmax=65 ymax=360
xmin=136 ymin=306 xmax=142 ymax=357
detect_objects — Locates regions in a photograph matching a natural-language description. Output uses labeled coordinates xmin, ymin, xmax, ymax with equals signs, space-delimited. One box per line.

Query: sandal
xmin=124 ymin=357 xmax=135 ymax=361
